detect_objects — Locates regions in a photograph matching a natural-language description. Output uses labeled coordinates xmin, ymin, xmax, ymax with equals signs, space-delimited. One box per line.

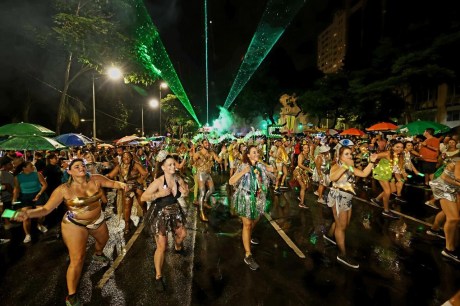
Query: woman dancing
xmin=141 ymin=154 xmax=189 ymax=292
xmin=370 ymin=141 xmax=404 ymax=219
xmin=325 ymin=146 xmax=377 ymax=268
xmin=107 ymin=151 xmax=148 ymax=234
xmin=15 ymin=159 xmax=128 ymax=305
xmin=229 ymin=145 xmax=274 ymax=270
xmin=293 ymin=143 xmax=312 ymax=208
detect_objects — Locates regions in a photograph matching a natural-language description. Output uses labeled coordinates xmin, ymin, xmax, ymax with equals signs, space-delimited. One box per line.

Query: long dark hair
xmin=121 ymin=151 xmax=135 ymax=175
xmin=242 ymin=145 xmax=257 ymax=165
xmin=155 ymin=155 xmax=174 ymax=179
xmin=13 ymin=161 xmax=32 ymax=176
xmin=389 ymin=141 xmax=405 ymax=170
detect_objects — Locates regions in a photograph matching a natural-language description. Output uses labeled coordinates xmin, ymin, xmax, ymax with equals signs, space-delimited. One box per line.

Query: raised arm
xmin=349 ymin=154 xmax=377 ymax=178
xmin=105 ymin=164 xmax=120 ymax=179
xmin=229 ymin=164 xmax=250 ymax=186
xmin=135 ymin=162 xmax=149 ymax=181
xmin=212 ymin=151 xmax=222 ymax=164
xmin=16 ymin=185 xmax=66 ymax=220
xmin=91 ymin=174 xmax=127 ymax=190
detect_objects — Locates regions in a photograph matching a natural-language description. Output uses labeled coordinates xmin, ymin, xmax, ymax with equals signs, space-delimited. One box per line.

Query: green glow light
xmin=133 ymin=0 xmax=200 ymax=125
xmin=211 ymin=106 xmax=234 ymax=135
xmin=223 ymin=0 xmax=306 ymax=109
xmin=205 ymin=0 xmax=209 ymax=125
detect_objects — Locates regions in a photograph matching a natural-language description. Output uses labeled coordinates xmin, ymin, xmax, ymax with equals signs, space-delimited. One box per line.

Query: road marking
xmin=320 ymin=184 xmax=434 ymax=227
xmin=361 ymin=197 xmax=432 ymax=226
xmin=264 ymin=212 xmax=306 ymax=258
xmin=97 ymin=222 xmax=145 ymax=289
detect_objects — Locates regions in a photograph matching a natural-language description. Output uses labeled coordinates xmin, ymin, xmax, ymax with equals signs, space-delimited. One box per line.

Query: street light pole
xmin=158 ymin=82 xmax=168 ymax=136
xmin=159 ymin=87 xmax=162 ymax=136
xmin=91 ymin=67 xmax=122 ymax=141
xmin=141 ymin=105 xmax=144 ymax=137
xmin=92 ymin=74 xmax=96 ymax=140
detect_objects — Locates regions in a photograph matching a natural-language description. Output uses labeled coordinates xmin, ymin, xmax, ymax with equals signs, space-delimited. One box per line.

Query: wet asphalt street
xmin=0 ymin=174 xmax=459 ymax=306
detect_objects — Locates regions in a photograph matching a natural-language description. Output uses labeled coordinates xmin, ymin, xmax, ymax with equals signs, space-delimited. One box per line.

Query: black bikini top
xmin=156 ymin=176 xmax=181 ymax=207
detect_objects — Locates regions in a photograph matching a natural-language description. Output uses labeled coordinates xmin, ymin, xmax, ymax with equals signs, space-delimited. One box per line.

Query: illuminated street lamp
xmin=142 ymin=99 xmax=160 ymax=137
xmin=148 ymin=98 xmax=160 ymax=135
xmin=92 ymin=66 xmax=122 ymax=140
xmin=159 ymin=82 xmax=168 ymax=135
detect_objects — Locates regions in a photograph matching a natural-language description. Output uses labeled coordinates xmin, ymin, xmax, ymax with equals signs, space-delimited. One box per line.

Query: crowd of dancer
xmin=1 ymin=127 xmax=460 ymax=305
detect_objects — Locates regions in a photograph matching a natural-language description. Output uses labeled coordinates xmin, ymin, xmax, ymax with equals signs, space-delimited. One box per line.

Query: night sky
xmin=146 ymin=0 xmax=340 ymax=114
xmin=0 ymin=0 xmax=456 ymax=137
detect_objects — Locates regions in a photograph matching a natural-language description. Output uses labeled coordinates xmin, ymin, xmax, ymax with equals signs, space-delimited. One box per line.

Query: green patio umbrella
xmin=397 ymin=120 xmax=450 ymax=136
xmin=0 ymin=135 xmax=66 ymax=151
xmin=0 ymin=122 xmax=55 ymax=136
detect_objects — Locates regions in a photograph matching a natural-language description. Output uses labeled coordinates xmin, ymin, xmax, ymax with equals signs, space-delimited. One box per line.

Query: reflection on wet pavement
xmin=0 ymin=176 xmax=459 ymax=305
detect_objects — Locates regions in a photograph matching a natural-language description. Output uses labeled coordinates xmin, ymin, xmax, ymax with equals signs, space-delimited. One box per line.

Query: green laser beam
xmin=133 ymin=0 xmax=201 ymax=125
xmin=223 ymin=0 xmax=306 ymax=109
xmin=205 ymin=0 xmax=209 ymax=125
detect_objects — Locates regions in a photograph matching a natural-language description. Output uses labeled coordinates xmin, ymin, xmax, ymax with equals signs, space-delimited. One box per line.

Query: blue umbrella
xmin=55 ymin=133 xmax=93 ymax=147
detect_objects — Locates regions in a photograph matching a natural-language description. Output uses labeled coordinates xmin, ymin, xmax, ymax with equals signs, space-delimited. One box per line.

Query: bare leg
xmin=318 ymin=184 xmax=325 ymax=201
xmin=154 ymin=234 xmax=167 ymax=279
xmin=440 ymin=198 xmax=459 ymax=251
xmin=193 ymin=173 xmax=199 ymax=203
xmin=431 ymin=211 xmax=446 ymax=231
xmin=124 ymin=197 xmax=133 ymax=232
xmin=21 ymin=207 xmax=32 ymax=236
xmin=89 ymin=222 xmax=109 ymax=256
xmin=174 ymin=225 xmax=187 ymax=250
xmin=198 ymin=177 xmax=208 ymax=221
xmin=241 ymin=217 xmax=253 ymax=257
xmin=378 ymin=181 xmax=392 ymax=211
xmin=280 ymin=165 xmax=288 ymax=187
xmin=297 ymin=178 xmax=306 ymax=204
xmin=332 ymin=207 xmax=352 ymax=256
xmin=61 ymin=222 xmax=89 ymax=295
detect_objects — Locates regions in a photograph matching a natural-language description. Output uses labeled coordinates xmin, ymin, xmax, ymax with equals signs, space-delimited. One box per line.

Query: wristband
xmin=349 ymin=166 xmax=354 ymax=173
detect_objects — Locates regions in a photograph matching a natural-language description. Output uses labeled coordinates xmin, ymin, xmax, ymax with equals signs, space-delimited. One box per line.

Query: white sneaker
xmin=314 ymin=191 xmax=319 ymax=196
xmin=23 ymin=234 xmax=31 ymax=243
xmin=317 ymin=198 xmax=326 ymax=204
xmin=37 ymin=224 xmax=48 ymax=233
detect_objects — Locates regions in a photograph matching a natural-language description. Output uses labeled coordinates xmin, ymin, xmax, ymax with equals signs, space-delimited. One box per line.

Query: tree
xmin=29 ymin=0 xmax=159 ymax=134
xmin=298 ymin=72 xmax=353 ymax=128
xmin=231 ymin=69 xmax=282 ymax=125
xmin=161 ymin=94 xmax=198 ymax=139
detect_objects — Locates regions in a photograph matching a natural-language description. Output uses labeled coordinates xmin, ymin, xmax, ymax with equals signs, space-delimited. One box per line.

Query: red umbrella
xmin=366 ymin=122 xmax=398 ymax=131
xmin=340 ymin=128 xmax=366 ymax=136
